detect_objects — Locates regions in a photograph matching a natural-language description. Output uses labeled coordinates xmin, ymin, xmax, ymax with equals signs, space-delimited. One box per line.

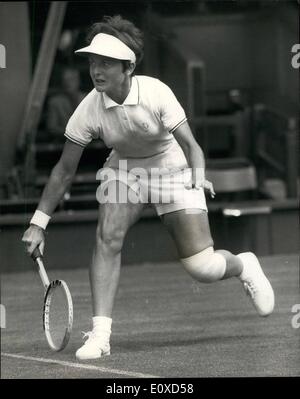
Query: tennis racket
xmin=31 ymin=247 xmax=73 ymax=352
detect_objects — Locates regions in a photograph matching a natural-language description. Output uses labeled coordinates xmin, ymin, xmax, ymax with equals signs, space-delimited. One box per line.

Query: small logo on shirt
xmin=142 ymin=122 xmax=149 ymax=132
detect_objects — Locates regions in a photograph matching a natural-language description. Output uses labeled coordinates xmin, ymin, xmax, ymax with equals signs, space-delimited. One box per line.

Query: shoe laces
xmin=244 ymin=279 xmax=257 ymax=298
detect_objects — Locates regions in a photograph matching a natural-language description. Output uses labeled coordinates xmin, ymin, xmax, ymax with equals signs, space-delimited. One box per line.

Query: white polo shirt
xmin=65 ymin=75 xmax=187 ymax=163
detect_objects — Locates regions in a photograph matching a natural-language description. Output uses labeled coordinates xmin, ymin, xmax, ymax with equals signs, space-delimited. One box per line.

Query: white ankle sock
xmin=92 ymin=316 xmax=112 ymax=336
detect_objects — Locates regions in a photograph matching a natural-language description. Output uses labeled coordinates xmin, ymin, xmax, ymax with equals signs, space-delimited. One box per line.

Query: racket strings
xmin=46 ymin=284 xmax=71 ymax=350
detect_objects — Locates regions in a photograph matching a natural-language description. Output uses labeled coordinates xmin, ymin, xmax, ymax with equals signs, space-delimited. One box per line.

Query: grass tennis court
xmin=1 ymin=254 xmax=299 ymax=378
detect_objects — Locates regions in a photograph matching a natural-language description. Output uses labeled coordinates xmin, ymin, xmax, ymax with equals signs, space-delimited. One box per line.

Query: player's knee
xmin=180 ymin=247 xmax=226 ymax=283
xmin=96 ymin=226 xmax=125 ymax=254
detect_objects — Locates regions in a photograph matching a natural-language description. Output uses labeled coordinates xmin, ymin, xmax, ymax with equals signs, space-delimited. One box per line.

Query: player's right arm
xmin=22 ymin=139 xmax=85 ymax=255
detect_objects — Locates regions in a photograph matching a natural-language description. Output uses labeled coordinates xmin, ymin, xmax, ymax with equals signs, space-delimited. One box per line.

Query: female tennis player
xmin=22 ymin=15 xmax=274 ymax=361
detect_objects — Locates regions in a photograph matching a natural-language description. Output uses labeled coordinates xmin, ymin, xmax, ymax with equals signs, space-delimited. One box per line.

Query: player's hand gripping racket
xmin=31 ymin=247 xmax=73 ymax=351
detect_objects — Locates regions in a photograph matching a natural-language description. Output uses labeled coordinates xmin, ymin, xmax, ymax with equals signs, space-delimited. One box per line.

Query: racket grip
xmin=31 ymin=247 xmax=42 ymax=261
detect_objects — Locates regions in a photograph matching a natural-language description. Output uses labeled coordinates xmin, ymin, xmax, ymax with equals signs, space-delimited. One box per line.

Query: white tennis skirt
xmin=96 ymin=140 xmax=208 ymax=216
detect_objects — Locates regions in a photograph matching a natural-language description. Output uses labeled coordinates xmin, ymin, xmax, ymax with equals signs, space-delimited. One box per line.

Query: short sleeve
xmin=156 ymin=80 xmax=187 ymax=133
xmin=64 ymin=91 xmax=96 ymax=147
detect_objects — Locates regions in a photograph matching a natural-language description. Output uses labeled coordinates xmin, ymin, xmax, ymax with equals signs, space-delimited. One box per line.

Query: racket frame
xmin=32 ymin=249 xmax=73 ymax=352
xmin=43 ymin=279 xmax=73 ymax=352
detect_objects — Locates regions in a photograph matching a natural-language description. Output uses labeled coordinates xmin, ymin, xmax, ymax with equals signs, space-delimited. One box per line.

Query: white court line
xmin=1 ymin=352 xmax=160 ymax=378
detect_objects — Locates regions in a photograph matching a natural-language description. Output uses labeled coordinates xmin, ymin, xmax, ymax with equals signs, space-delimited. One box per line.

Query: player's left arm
xmin=172 ymin=121 xmax=215 ymax=197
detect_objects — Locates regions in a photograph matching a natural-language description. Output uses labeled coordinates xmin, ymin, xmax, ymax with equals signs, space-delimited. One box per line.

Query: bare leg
xmin=76 ymin=182 xmax=146 ymax=360
xmin=160 ymin=209 xmax=274 ymax=317
xmin=90 ymin=182 xmax=146 ymax=317
xmin=215 ymin=249 xmax=243 ymax=279
xmin=161 ymin=209 xmax=243 ymax=279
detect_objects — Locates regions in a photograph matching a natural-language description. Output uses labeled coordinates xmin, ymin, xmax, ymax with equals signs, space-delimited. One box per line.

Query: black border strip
xmin=64 ymin=133 xmax=87 ymax=147
xmin=169 ymin=117 xmax=187 ymax=133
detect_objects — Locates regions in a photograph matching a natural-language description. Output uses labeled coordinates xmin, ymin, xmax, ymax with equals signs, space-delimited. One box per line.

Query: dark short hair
xmin=86 ymin=15 xmax=144 ymax=66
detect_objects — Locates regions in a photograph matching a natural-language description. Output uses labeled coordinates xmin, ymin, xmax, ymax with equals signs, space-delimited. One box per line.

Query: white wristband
xmin=30 ymin=210 xmax=51 ymax=230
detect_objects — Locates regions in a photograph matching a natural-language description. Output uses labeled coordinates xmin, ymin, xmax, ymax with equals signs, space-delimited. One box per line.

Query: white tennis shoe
xmin=237 ymin=252 xmax=275 ymax=317
xmin=76 ymin=331 xmax=111 ymax=360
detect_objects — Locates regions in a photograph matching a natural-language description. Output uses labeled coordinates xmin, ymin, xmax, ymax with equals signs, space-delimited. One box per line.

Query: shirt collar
xmin=102 ymin=76 xmax=139 ymax=109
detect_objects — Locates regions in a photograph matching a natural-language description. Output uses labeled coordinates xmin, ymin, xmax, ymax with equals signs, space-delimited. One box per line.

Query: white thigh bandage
xmin=180 ymin=247 xmax=226 ymax=283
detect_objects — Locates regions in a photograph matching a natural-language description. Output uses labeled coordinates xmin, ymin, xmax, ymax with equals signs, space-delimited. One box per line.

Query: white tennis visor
xmin=75 ymin=33 xmax=136 ymax=63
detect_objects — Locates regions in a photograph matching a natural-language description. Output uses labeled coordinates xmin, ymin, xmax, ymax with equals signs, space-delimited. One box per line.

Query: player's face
xmin=88 ymin=54 xmax=127 ymax=95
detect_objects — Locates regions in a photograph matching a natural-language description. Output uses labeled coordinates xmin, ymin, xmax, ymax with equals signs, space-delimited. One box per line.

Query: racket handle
xmin=31 ymin=247 xmax=42 ymax=261
xmin=38 ymin=262 xmax=50 ymax=289
xmin=31 ymin=247 xmax=50 ymax=288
